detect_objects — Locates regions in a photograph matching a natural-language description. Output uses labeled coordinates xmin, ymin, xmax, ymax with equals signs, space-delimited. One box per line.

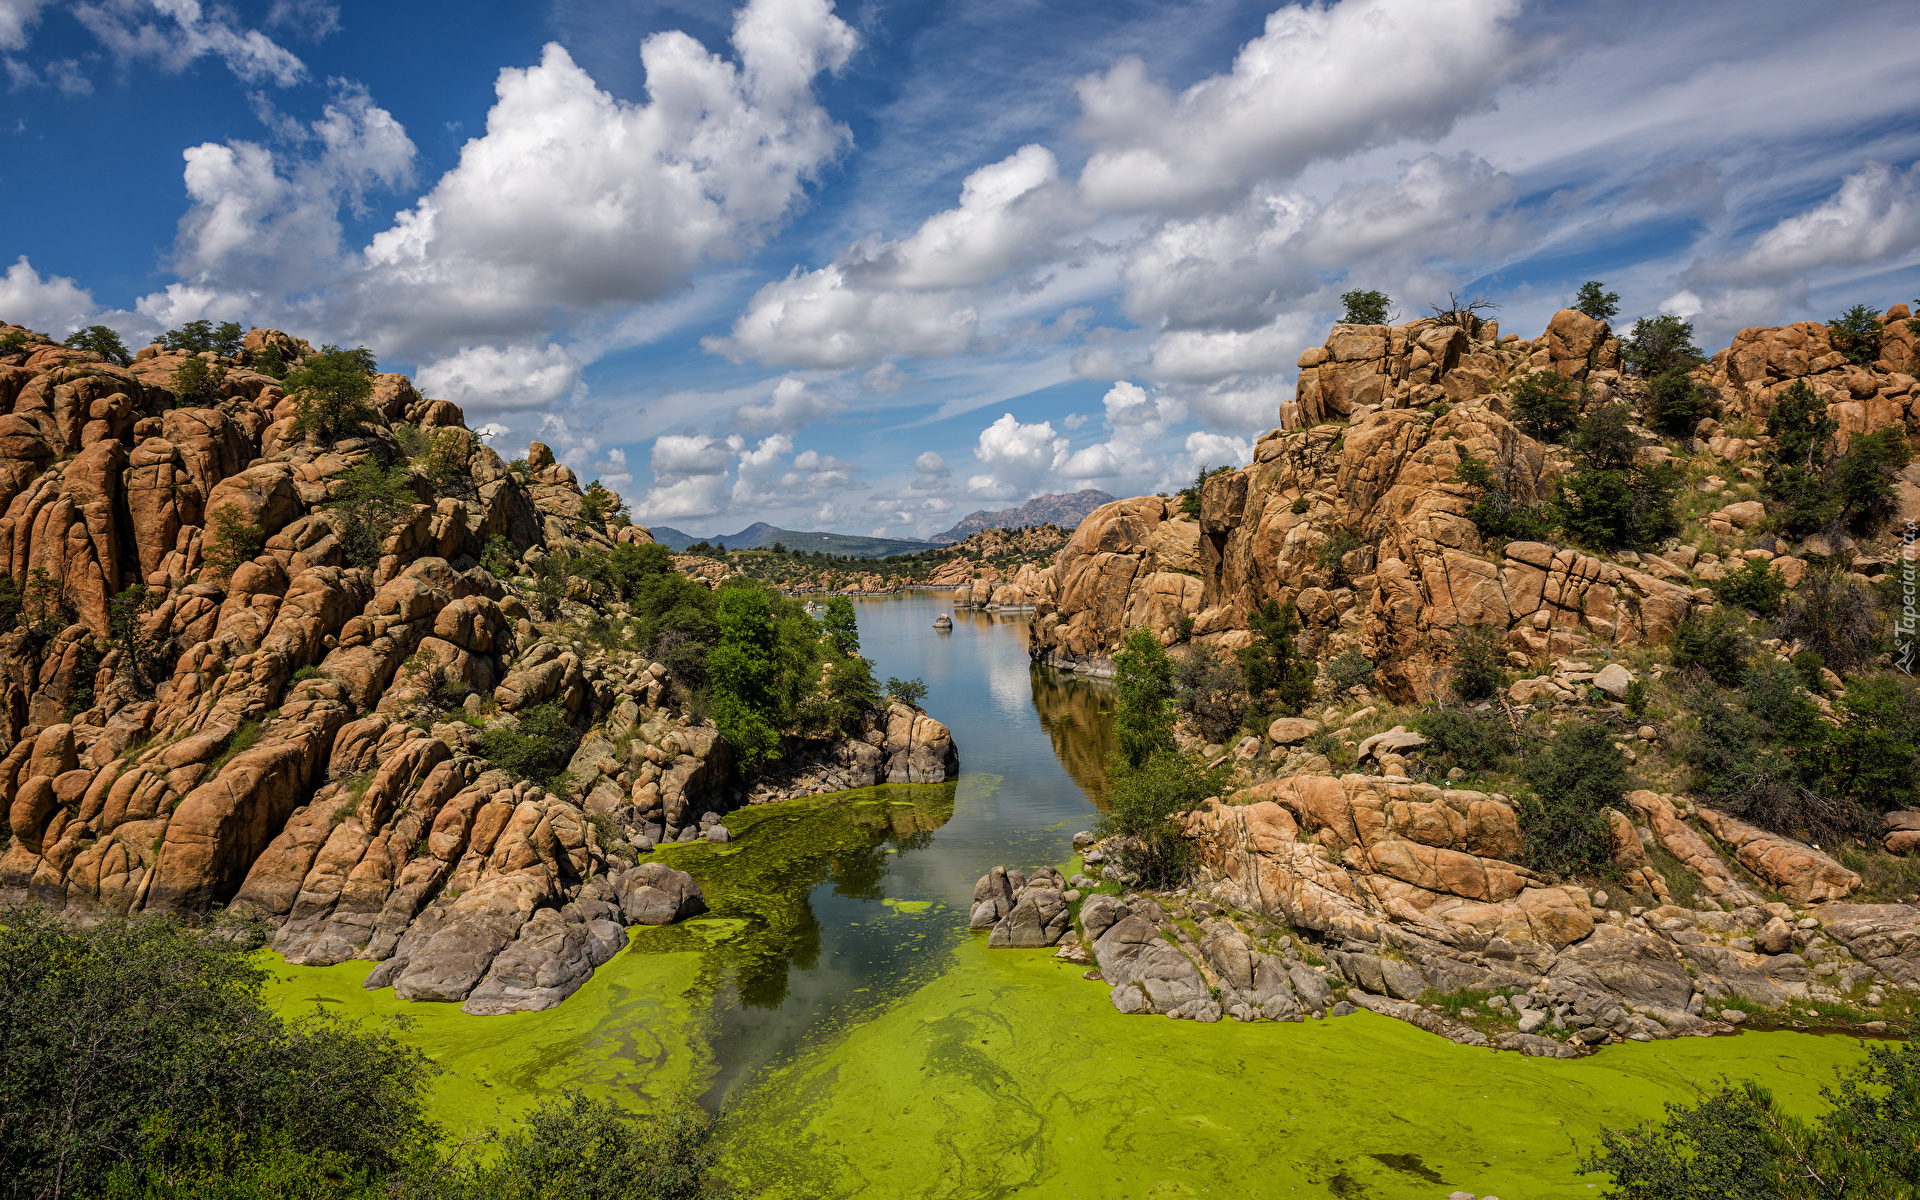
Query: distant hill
xmin=929 ymin=490 xmax=1114 ymax=544
xmin=642 ymin=522 xmax=932 ymax=559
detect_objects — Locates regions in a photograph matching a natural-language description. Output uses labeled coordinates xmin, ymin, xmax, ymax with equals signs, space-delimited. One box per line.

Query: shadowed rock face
xmin=1026 ymin=304 xmax=1920 ymax=702
xmin=0 ymin=321 xmax=957 ymax=1015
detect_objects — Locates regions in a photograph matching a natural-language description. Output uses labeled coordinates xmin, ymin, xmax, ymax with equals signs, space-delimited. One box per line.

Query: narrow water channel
xmin=267 ymin=593 xmax=1876 ymax=1200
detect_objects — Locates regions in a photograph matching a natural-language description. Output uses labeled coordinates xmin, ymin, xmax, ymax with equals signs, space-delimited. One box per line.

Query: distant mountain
xmin=641 ymin=522 xmax=933 ymax=559
xmin=929 ymin=490 xmax=1115 ymax=544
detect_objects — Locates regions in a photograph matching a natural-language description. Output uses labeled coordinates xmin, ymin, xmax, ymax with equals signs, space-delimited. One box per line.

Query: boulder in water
xmin=933 ymin=613 xmax=953 ymax=629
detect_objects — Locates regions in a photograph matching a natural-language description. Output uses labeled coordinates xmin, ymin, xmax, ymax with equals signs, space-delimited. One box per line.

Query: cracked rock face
xmin=0 ymin=325 xmax=890 ymax=1016
xmin=1027 ymin=305 xmax=1919 ymax=704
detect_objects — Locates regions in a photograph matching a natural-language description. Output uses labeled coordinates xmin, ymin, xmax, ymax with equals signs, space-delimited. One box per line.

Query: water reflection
xmin=632 ymin=784 xmax=960 ymax=1104
xmin=1029 ymin=665 xmax=1117 ymax=804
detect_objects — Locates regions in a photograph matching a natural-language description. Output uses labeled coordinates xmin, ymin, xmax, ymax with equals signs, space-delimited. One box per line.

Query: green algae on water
xmin=720 ymin=935 xmax=1881 ymax=1200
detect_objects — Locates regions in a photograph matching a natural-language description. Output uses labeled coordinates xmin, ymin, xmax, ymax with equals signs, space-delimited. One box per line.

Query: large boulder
xmin=614 ymin=862 xmax=706 ymax=926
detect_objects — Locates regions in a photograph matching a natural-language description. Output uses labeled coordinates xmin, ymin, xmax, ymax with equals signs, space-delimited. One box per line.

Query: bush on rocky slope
xmin=1581 ymin=1038 xmax=1920 ymax=1198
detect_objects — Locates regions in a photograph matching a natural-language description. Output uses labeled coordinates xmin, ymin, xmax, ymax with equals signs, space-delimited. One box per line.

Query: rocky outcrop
xmin=0 ymin=319 xmax=953 ymax=1016
xmin=1124 ymin=774 xmax=1920 ymax=1047
xmin=1028 ymin=305 xmax=1917 ymax=699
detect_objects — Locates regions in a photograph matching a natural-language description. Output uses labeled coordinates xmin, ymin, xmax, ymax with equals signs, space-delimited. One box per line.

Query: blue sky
xmin=3 ymin=0 xmax=1919 ymax=540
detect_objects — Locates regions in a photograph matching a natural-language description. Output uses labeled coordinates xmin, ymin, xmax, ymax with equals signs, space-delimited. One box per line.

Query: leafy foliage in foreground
xmin=1581 ymin=1038 xmax=1920 ymax=1198
xmin=0 ymin=906 xmax=748 ymax=1200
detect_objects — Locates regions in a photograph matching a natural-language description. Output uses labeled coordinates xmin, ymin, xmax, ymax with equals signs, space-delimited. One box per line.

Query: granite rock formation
xmin=0 ymin=320 xmax=956 ymax=1015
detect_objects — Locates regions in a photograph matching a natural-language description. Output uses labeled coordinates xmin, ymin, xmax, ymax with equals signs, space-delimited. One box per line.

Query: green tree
xmin=1339 ymin=288 xmax=1393 ymax=325
xmin=1829 ymin=303 xmax=1885 ymax=366
xmin=1112 ymin=626 xmax=1176 ymax=768
xmin=250 ymin=343 xmax=289 ymax=380
xmin=1239 ymin=599 xmax=1316 ymax=721
xmin=284 ymin=345 xmax=378 ymax=440
xmin=200 ymin=505 xmax=264 ymax=584
xmin=581 ymin=479 xmax=630 ymax=528
xmin=709 ymin=586 xmax=783 ymax=770
xmin=1508 ymin=369 xmax=1584 ymax=441
xmin=1558 ymin=403 xmax=1682 ymax=551
xmin=820 ymin=596 xmax=859 ymax=656
xmin=107 ymin=585 xmax=165 ymax=697
xmin=1519 ymin=721 xmax=1628 ymax=874
xmin=1573 ymin=281 xmax=1619 ymax=321
xmin=161 ymin=320 xmax=215 ymax=354
xmin=170 ymin=356 xmax=226 ymax=405
xmin=1177 ymin=464 xmax=1231 ymax=518
xmin=1764 ymin=381 xmax=1911 ymax=536
xmin=63 ymin=324 xmax=131 ymax=365
xmin=325 ymin=460 xmax=416 ymax=568
xmin=884 ymin=675 xmax=928 ymax=707
xmin=1622 ymin=313 xmax=1701 ymax=377
xmin=1094 ymin=749 xmax=1226 ymax=888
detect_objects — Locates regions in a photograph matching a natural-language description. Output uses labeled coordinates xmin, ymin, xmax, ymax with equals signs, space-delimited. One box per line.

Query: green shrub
xmin=1828 ymin=303 xmax=1885 ymax=366
xmin=1778 ymin=566 xmax=1883 ymax=673
xmin=1624 ymin=678 xmax=1648 ymax=716
xmin=291 ymin=665 xmax=325 ymax=682
xmin=1323 ymin=648 xmax=1375 ymax=697
xmin=1508 ymin=370 xmax=1583 ymax=441
xmin=206 ymin=720 xmax=262 ymax=773
xmin=1456 ymin=450 xmax=1557 ymax=542
xmin=1621 ymin=313 xmax=1700 ymax=377
xmin=1579 ymin=1039 xmax=1920 ymax=1198
xmin=1672 ymin=606 xmax=1750 ymax=686
xmin=1314 ymin=527 xmax=1362 ymax=579
xmin=1713 ymin=556 xmax=1786 ymax=616
xmin=1174 ymin=641 xmax=1243 ymax=744
xmin=1289 ymin=496 xmax=1309 ymax=514
xmin=1411 ymin=707 xmax=1515 ymax=773
xmin=1790 ymin=650 xmax=1828 ymax=693
xmin=1339 ymin=288 xmax=1392 ymax=326
xmin=63 ymin=324 xmax=132 ymax=365
xmin=1572 ymin=281 xmax=1619 ymax=321
xmin=0 ymin=906 xmax=438 ymax=1199
xmin=1449 ymin=623 xmax=1506 ymax=702
xmin=170 ymin=355 xmax=226 ymax=405
xmin=1095 ymin=750 xmax=1227 ymax=889
xmin=1177 ymin=464 xmax=1232 ymax=518
xmin=1558 ymin=463 xmax=1682 ymax=552
xmin=475 ymin=702 xmax=580 ymax=785
xmin=1646 ymin=366 xmax=1714 ymax=437
xmin=443 ymin=1089 xmax=740 ymax=1200
xmin=1518 ymin=721 xmax=1628 ymax=875
xmin=285 ymin=345 xmax=378 ymax=440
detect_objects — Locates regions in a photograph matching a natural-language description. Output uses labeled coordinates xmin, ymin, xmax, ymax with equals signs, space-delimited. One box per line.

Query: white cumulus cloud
xmin=0 ymin=256 xmax=96 ymax=334
xmin=1075 ymin=0 xmax=1533 ymax=213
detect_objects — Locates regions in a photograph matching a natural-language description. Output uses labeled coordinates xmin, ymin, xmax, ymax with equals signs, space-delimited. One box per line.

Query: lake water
xmin=267 ymin=593 xmax=1875 ymax=1199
